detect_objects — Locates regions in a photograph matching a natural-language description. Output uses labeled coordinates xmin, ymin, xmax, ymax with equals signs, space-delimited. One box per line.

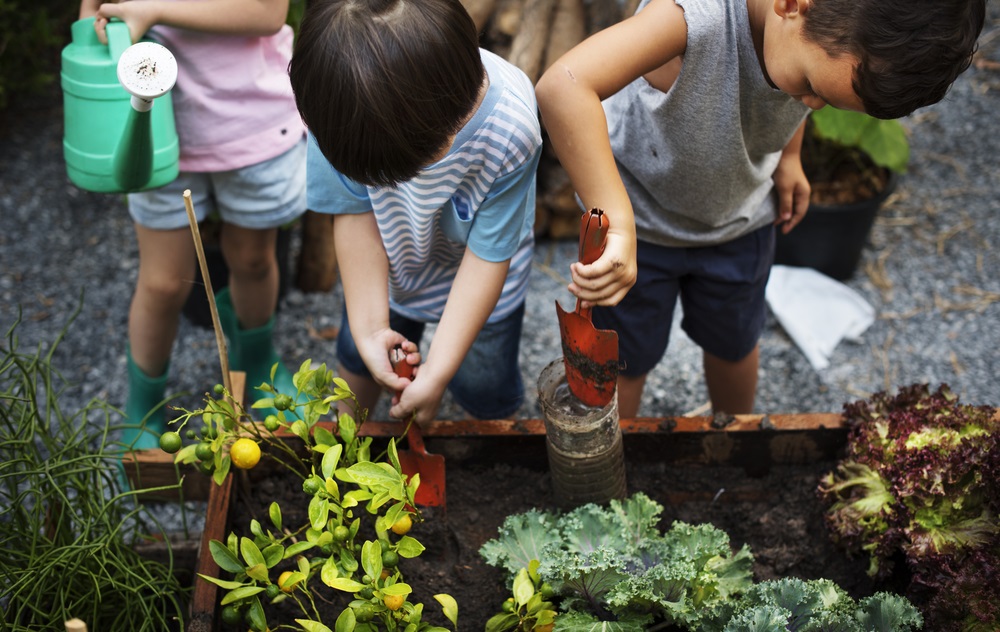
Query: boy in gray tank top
xmin=536 ymin=0 xmax=984 ymax=418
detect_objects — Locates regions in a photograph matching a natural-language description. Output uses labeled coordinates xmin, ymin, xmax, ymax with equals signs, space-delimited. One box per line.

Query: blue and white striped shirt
xmin=307 ymin=49 xmax=542 ymax=323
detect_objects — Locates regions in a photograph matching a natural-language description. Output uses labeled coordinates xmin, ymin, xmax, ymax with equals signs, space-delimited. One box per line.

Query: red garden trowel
xmin=390 ymin=346 xmax=446 ymax=508
xmin=555 ymin=208 xmax=620 ymax=408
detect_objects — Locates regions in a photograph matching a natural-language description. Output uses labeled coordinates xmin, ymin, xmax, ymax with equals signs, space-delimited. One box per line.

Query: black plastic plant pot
xmin=774 ymin=173 xmax=898 ymax=281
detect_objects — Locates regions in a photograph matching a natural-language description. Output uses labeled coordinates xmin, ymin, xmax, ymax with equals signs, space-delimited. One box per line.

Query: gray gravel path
xmin=2 ymin=9 xmax=999 ymax=440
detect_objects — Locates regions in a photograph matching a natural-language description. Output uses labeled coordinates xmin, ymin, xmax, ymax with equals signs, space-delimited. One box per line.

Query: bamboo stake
xmin=64 ymin=620 xmax=87 ymax=632
xmin=183 ymin=190 xmax=234 ymax=398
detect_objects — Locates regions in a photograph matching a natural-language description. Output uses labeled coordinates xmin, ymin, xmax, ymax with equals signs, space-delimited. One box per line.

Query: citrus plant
xmin=165 ymin=360 xmax=458 ymax=632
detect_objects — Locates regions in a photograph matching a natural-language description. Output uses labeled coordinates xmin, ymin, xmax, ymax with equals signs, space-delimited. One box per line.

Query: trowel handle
xmin=575 ymin=209 xmax=609 ymax=319
xmin=578 ymin=208 xmax=608 ymax=265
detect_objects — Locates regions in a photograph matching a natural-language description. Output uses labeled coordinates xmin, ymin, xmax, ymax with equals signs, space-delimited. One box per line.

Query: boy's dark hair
xmin=803 ymin=0 xmax=985 ymax=119
xmin=290 ymin=0 xmax=485 ymax=187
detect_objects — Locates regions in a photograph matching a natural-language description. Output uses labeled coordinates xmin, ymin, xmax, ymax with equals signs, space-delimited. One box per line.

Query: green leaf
xmin=285 ymin=541 xmax=316 ymax=558
xmin=361 ymin=540 xmax=383 ymax=581
xmin=309 ymin=494 xmax=330 ymax=531
xmin=335 ymin=606 xmax=357 ymax=632
xmin=320 ymin=556 xmax=340 ymax=586
xmin=328 ymin=577 xmax=367 ymax=593
xmin=213 ymin=454 xmax=231 ymax=486
xmin=291 ymin=419 xmax=310 ymax=441
xmin=396 ymin=535 xmax=425 ymax=558
xmin=240 ymin=536 xmax=267 ymax=568
xmin=209 ymin=539 xmax=246 ymax=574
xmin=261 ymin=544 xmax=284 ymax=568
xmin=195 ymin=573 xmax=245 ymax=590
xmin=485 ymin=613 xmax=519 ymax=632
xmin=322 ymin=443 xmax=344 ymax=479
xmin=297 ymin=620 xmax=335 ymax=632
xmin=269 ymin=501 xmax=282 ymax=531
xmin=314 ymin=425 xmax=337 ymax=448
xmin=245 ymin=563 xmax=269 ymax=582
xmin=221 ymin=585 xmax=265 ymax=605
xmin=434 ymin=594 xmax=459 ymax=628
xmin=513 ymin=568 xmax=534 ymax=607
xmin=382 ymin=582 xmax=412 ymax=596
xmin=246 ymin=596 xmax=267 ymax=632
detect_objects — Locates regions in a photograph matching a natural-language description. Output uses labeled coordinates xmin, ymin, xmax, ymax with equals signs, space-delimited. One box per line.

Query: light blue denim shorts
xmin=127 ymin=136 xmax=307 ymax=230
xmin=337 ymin=303 xmax=526 ymax=419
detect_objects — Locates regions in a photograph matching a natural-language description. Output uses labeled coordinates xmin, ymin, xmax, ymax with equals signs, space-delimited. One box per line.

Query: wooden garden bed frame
xmin=121 ymin=371 xmax=851 ymax=631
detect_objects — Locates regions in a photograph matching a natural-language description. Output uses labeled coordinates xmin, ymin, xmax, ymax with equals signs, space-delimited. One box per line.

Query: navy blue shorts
xmin=592 ymin=224 xmax=775 ymax=376
xmin=336 ymin=303 xmax=526 ymax=419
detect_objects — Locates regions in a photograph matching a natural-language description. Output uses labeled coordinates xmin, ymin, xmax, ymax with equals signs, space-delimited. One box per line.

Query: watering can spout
xmin=112 ymin=39 xmax=178 ymax=190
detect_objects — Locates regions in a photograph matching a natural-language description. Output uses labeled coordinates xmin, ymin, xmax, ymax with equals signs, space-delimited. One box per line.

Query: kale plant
xmin=818 ymin=384 xmax=1000 ymax=631
xmin=480 ymin=493 xmax=754 ymax=630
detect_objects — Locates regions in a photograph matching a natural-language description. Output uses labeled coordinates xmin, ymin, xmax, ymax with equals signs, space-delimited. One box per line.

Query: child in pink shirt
xmin=80 ymin=0 xmax=306 ymax=450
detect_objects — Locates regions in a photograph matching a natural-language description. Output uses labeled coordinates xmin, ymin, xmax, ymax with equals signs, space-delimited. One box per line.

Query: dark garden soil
xmin=221 ymin=433 xmax=910 ymax=631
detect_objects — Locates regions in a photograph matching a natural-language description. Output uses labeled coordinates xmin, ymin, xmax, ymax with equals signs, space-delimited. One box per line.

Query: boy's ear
xmin=773 ymin=0 xmax=811 ymax=18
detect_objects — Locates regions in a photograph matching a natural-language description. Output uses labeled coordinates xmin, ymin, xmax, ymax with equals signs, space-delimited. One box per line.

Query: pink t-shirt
xmin=149 ymin=23 xmax=305 ymax=172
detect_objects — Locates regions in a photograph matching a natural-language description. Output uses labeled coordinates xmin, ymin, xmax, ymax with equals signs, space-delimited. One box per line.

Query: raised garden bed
xmin=162 ymin=410 xmax=903 ymax=631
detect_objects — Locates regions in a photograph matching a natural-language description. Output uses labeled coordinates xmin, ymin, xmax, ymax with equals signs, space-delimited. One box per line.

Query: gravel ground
xmin=2 ymin=12 xmax=999 ymax=435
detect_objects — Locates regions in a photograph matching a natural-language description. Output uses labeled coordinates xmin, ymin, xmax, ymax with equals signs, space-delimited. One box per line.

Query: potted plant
xmin=775 ymin=106 xmax=911 ymax=280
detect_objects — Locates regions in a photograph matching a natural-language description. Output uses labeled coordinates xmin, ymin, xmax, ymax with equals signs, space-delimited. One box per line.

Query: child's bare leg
xmin=219 ymin=224 xmax=279 ymax=328
xmin=128 ymin=225 xmax=197 ymax=376
xmin=616 ymin=373 xmax=648 ymax=419
xmin=703 ymin=344 xmax=758 ymax=414
xmin=337 ymin=363 xmax=385 ymax=419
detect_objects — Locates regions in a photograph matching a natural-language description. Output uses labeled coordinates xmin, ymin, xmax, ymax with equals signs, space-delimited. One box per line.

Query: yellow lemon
xmin=230 ymin=438 xmax=261 ymax=470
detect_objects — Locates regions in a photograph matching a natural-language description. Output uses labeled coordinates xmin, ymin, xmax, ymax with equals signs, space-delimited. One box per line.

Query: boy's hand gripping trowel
xmin=555 ymin=209 xmax=620 ymax=408
xmin=390 ymin=346 xmax=446 ymax=508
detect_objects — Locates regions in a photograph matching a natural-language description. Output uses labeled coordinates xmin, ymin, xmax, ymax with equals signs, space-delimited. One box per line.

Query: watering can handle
xmin=106 ymin=20 xmax=132 ymax=64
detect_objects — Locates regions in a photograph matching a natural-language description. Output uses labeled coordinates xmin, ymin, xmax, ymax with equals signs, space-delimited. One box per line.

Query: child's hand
xmin=772 ymin=155 xmax=811 ymax=234
xmin=569 ymin=229 xmax=637 ymax=308
xmin=358 ymin=331 xmax=419 ymax=395
xmin=92 ymin=1 xmax=158 ymax=45
xmin=389 ymin=372 xmax=445 ymax=426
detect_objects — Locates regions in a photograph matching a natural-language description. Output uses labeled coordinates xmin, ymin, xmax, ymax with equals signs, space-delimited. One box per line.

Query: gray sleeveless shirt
xmin=604 ymin=0 xmax=810 ymax=247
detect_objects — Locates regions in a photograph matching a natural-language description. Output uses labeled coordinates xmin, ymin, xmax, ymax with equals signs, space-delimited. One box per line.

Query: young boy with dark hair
xmin=535 ymin=0 xmax=985 ymax=418
xmin=290 ymin=0 xmax=542 ymax=423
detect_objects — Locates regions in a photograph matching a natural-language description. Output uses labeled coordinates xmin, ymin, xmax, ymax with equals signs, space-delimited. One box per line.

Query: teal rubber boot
xmin=122 ymin=349 xmax=169 ymax=451
xmin=215 ymin=287 xmax=297 ymax=419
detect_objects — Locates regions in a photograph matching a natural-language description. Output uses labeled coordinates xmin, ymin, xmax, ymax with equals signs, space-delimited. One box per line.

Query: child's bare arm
xmin=389 ymin=250 xmax=508 ymax=424
xmin=335 ymin=213 xmax=416 ymax=396
xmin=536 ymin=0 xmax=688 ymax=307
xmin=91 ymin=0 xmax=289 ymax=44
xmin=772 ymin=120 xmax=811 ymax=234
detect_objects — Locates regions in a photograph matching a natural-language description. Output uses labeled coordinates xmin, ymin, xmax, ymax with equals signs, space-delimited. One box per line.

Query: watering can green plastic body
xmin=62 ymin=17 xmax=179 ymax=193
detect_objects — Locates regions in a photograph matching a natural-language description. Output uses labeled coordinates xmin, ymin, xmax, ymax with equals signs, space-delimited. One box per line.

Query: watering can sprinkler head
xmin=117 ymin=41 xmax=178 ymax=112
xmin=112 ymin=40 xmax=177 ymax=191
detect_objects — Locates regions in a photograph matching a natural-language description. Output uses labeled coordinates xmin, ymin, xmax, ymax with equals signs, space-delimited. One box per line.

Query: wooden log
xmin=542 ymin=0 xmax=586 ymax=72
xmin=586 ymin=0 xmax=623 ymax=33
xmin=460 ymin=0 xmax=497 ymax=33
xmin=507 ymin=0 xmax=558 ymax=83
xmin=491 ymin=0 xmax=523 ymax=38
xmin=295 ymin=210 xmax=338 ymax=293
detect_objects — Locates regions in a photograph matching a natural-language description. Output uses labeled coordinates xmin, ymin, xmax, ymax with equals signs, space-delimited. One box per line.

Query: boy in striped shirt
xmin=290 ymin=0 xmax=543 ymax=424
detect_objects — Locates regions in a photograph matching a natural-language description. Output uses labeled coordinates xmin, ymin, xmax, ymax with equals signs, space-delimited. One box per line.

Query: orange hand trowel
xmin=390 ymin=346 xmax=446 ymax=508
xmin=555 ymin=209 xmax=620 ymax=408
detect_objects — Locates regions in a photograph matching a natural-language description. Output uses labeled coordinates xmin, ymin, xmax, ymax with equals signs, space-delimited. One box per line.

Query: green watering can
xmin=62 ymin=17 xmax=179 ymax=193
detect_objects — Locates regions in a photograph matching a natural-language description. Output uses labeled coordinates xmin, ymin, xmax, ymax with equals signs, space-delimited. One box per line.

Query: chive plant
xmin=0 ymin=309 xmax=189 ymax=630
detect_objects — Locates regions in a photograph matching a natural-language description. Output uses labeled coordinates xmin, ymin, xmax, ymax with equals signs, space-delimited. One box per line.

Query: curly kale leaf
xmin=478 ymin=508 xmax=561 ymax=578
xmin=708 ymin=579 xmax=922 ymax=632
